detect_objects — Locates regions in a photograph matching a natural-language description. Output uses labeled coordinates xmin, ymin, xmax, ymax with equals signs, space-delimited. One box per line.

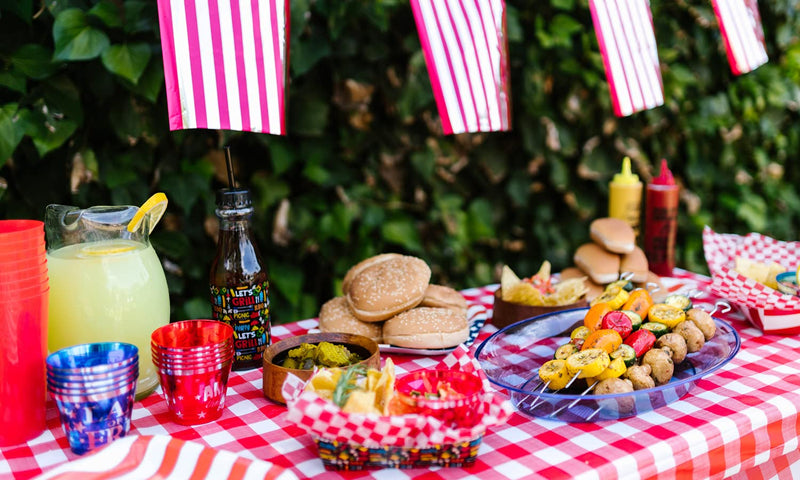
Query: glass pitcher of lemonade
xmin=45 ymin=203 xmax=170 ymax=400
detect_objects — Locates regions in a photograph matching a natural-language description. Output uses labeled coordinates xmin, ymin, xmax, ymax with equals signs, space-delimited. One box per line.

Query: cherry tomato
xmin=583 ymin=303 xmax=613 ymax=332
xmin=601 ymin=310 xmax=633 ymax=339
xmin=581 ymin=328 xmax=623 ymax=354
xmin=623 ymin=329 xmax=656 ymax=358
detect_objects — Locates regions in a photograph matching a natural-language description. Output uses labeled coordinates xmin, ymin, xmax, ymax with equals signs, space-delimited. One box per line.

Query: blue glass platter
xmin=475 ymin=308 xmax=740 ymax=422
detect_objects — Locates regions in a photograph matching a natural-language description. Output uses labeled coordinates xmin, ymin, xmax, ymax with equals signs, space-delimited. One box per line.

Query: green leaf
xmin=291 ymin=32 xmax=331 ymax=76
xmin=101 ymin=43 xmax=151 ymax=84
xmin=150 ymin=231 xmax=192 ymax=260
xmin=289 ymin=94 xmax=329 ymax=136
xmin=124 ymin=1 xmax=158 ymax=34
xmin=53 ymin=9 xmax=110 ymax=61
xmin=11 ymin=44 xmax=59 ymax=80
xmin=0 ymin=0 xmax=33 ymax=23
xmin=182 ymin=297 xmax=211 ymax=319
xmin=0 ymin=70 xmax=27 ymax=94
xmin=552 ymin=0 xmax=576 ymax=9
xmin=21 ymin=77 xmax=81 ymax=156
xmin=88 ymin=1 xmax=122 ymax=28
xmin=268 ymin=141 xmax=294 ymax=175
xmin=126 ymin=56 xmax=164 ymax=102
xmin=381 ymin=217 xmax=423 ymax=252
xmin=0 ymin=104 xmax=25 ymax=167
xmin=410 ymin=150 xmax=435 ymax=182
xmin=269 ymin=261 xmax=304 ymax=306
xmin=467 ymin=199 xmax=495 ymax=241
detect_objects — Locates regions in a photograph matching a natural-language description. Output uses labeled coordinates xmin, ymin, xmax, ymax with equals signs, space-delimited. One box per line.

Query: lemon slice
xmin=80 ymin=242 xmax=138 ymax=256
xmin=127 ymin=192 xmax=168 ymax=234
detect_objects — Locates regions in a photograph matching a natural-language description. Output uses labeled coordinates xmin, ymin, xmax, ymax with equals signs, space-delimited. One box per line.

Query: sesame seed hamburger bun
xmin=318 ymin=296 xmax=382 ymax=343
xmin=419 ymin=284 xmax=468 ymax=314
xmin=382 ymin=307 xmax=469 ymax=350
xmin=346 ymin=255 xmax=431 ymax=322
xmin=341 ymin=253 xmax=403 ymax=295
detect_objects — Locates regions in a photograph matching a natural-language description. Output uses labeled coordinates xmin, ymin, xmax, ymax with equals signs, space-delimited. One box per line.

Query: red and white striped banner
xmin=711 ymin=0 xmax=768 ymax=75
xmin=34 ymin=435 xmax=297 ymax=480
xmin=410 ymin=0 xmax=511 ymax=135
xmin=156 ymin=0 xmax=289 ymax=134
xmin=589 ymin=0 xmax=664 ymax=117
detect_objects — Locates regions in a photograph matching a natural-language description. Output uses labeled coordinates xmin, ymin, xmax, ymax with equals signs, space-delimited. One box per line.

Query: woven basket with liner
xmin=282 ymin=345 xmax=513 ymax=471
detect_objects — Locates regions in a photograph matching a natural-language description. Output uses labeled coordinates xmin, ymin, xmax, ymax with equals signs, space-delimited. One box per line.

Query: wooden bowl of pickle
xmin=262 ymin=332 xmax=380 ymax=404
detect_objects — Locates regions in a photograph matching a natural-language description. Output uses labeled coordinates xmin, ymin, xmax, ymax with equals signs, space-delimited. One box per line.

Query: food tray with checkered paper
xmin=703 ymin=226 xmax=800 ymax=334
xmin=282 ymin=345 xmax=513 ymax=470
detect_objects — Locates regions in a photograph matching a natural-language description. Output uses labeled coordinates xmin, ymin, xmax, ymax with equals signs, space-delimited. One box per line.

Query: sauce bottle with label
xmin=608 ymin=156 xmax=643 ymax=237
xmin=209 ymin=187 xmax=271 ymax=370
xmin=644 ymin=159 xmax=680 ymax=277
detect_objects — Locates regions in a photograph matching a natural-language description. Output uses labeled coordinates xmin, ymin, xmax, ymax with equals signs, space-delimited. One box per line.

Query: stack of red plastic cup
xmin=0 ymin=219 xmax=49 ymax=446
xmin=151 ymin=320 xmax=234 ymax=425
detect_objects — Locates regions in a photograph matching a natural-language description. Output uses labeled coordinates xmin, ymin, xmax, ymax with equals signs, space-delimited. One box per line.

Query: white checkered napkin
xmin=709 ymin=266 xmax=800 ymax=310
xmin=703 ymin=226 xmax=800 ymax=275
xmin=703 ymin=227 xmax=800 ymax=310
xmin=283 ymin=347 xmax=513 ymax=449
xmin=737 ymin=232 xmax=800 ymax=269
xmin=702 ymin=226 xmax=743 ymax=276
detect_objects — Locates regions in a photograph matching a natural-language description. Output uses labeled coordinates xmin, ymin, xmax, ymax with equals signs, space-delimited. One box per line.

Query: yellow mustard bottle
xmin=608 ymin=157 xmax=643 ymax=237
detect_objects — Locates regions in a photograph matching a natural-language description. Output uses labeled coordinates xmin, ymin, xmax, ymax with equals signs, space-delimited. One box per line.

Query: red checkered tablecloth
xmin=3 ymin=269 xmax=800 ymax=479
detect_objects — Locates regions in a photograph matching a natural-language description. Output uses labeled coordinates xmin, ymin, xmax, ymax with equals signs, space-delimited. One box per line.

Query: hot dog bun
xmin=560 ymin=266 xmax=604 ymax=302
xmin=590 ymin=217 xmax=636 ymax=254
xmin=574 ymin=243 xmax=621 ymax=285
xmin=620 ymin=246 xmax=649 ymax=283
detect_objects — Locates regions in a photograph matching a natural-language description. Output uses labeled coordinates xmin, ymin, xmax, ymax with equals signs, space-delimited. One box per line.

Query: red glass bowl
xmin=394 ymin=369 xmax=484 ymax=428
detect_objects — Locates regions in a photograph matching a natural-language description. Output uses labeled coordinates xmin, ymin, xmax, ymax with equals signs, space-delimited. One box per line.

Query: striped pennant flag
xmin=589 ymin=0 xmax=664 ymax=117
xmin=711 ymin=0 xmax=768 ymax=75
xmin=410 ymin=0 xmax=511 ymax=135
xmin=34 ymin=435 xmax=298 ymax=480
xmin=156 ymin=0 xmax=289 ymax=134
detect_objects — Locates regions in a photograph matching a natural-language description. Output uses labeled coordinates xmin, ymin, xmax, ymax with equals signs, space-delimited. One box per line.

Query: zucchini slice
xmin=641 ymin=321 xmax=670 ymax=338
xmin=554 ymin=343 xmax=580 ymax=360
xmin=664 ymin=293 xmax=693 ymax=311
xmin=610 ymin=344 xmax=637 ymax=367
xmin=621 ymin=310 xmax=643 ymax=332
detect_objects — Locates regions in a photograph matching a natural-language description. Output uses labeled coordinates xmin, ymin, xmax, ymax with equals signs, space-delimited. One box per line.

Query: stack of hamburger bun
xmin=564 ymin=217 xmax=663 ymax=301
xmin=317 ymin=253 xmax=470 ymax=349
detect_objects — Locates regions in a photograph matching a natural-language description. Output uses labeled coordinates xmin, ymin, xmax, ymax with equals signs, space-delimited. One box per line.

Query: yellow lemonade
xmin=47 ymin=239 xmax=169 ymax=399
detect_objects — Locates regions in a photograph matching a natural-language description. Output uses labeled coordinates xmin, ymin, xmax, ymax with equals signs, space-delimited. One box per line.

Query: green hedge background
xmin=1 ymin=0 xmax=798 ymax=324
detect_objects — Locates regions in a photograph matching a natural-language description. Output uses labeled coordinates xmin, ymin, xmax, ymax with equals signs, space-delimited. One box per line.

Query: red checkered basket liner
xmin=703 ymin=226 xmax=800 ymax=311
xmin=282 ymin=345 xmax=512 ymax=450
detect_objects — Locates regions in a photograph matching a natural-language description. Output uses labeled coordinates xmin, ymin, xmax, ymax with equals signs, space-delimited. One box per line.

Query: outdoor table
xmin=2 ymin=269 xmax=799 ymax=479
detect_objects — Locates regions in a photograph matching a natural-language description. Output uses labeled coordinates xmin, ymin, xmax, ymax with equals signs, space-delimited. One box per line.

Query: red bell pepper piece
xmin=624 ymin=329 xmax=656 ymax=358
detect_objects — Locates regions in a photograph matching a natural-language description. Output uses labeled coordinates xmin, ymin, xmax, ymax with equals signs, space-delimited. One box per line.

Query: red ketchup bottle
xmin=644 ymin=159 xmax=680 ymax=277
